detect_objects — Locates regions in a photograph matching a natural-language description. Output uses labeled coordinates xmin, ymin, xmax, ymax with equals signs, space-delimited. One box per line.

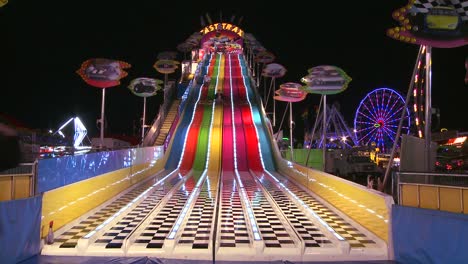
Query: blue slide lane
xmin=238 ymin=55 xmax=276 ymax=171
xmin=165 ymin=54 xmax=213 ymax=169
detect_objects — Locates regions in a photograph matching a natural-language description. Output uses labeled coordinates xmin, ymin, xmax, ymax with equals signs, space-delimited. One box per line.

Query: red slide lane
xmin=222 ymin=60 xmax=234 ymax=172
xmin=241 ymin=105 xmax=263 ymax=172
xmin=230 ymin=55 xmax=263 ymax=172
xmin=179 ymin=106 xmax=204 ymax=175
xmin=233 ymin=105 xmax=248 ymax=171
xmin=222 ymin=103 xmax=234 ymax=171
xmin=179 ymin=54 xmax=219 ymax=174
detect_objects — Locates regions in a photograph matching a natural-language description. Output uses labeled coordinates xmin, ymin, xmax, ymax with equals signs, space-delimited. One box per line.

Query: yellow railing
xmin=0 ymin=162 xmax=36 ymax=201
xmin=398 ymin=172 xmax=468 ymax=214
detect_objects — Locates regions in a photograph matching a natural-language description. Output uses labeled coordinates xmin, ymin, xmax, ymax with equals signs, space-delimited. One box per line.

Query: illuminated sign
xmin=200 ymin=23 xmax=244 ymax=37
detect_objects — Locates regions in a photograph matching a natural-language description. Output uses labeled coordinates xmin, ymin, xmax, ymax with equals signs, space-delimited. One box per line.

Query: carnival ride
xmin=307 ymin=102 xmax=358 ymax=149
xmin=354 ymin=88 xmax=411 ymax=154
xmin=41 ymin=21 xmax=391 ymax=262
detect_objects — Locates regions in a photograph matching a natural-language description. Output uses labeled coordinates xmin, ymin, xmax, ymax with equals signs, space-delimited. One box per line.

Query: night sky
xmin=2 ymin=0 xmax=467 ymax=140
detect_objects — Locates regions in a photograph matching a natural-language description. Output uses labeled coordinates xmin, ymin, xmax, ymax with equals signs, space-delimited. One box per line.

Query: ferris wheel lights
xmin=341 ymin=136 xmax=347 ymax=142
xmin=354 ymin=88 xmax=410 ymax=153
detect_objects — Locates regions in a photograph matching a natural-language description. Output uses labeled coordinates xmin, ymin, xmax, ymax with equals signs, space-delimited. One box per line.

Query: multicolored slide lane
xmin=41 ymin=51 xmax=389 ymax=262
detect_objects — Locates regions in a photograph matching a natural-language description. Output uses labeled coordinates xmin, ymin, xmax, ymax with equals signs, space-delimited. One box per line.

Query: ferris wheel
xmin=354 ymin=88 xmax=410 ymax=153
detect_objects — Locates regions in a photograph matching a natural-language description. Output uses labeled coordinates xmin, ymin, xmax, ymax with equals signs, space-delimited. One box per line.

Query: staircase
xmin=154 ymin=99 xmax=180 ymax=146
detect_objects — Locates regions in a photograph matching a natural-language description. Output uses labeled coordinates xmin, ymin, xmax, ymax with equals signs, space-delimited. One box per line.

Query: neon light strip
xmin=229 ymin=54 xmax=261 ymax=241
xmin=83 ymin=169 xmax=178 ymax=239
xmin=44 ymin=157 xmax=160 ymax=220
xmin=282 ymin=167 xmax=389 ymax=224
xmin=237 ymin=54 xmax=266 ymax=170
xmin=167 ymin=171 xmax=208 ymax=239
xmin=238 ymin=54 xmax=348 ymax=241
xmin=177 ymin=54 xmax=215 ymax=168
xmin=74 ymin=117 xmax=87 ymax=148
xmin=264 ymin=170 xmax=345 ymax=241
xmin=168 ymin=55 xmax=220 ymax=239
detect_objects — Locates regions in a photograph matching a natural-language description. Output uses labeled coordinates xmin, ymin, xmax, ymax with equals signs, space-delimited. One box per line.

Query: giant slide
xmin=42 ymin=51 xmax=389 ymax=262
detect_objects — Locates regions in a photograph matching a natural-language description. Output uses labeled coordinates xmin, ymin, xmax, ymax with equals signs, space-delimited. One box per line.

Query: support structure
xmin=99 ymin=88 xmax=106 ymax=148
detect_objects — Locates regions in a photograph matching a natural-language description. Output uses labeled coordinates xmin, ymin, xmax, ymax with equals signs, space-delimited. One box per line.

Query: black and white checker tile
xmin=177 ymin=184 xmax=216 ymax=249
xmin=219 ymin=174 xmax=251 ymax=248
xmin=91 ymin=177 xmax=183 ymax=249
xmin=92 ymin=190 xmax=167 ymax=248
xmin=257 ymin=177 xmax=334 ymax=248
xmin=54 ymin=178 xmax=160 ymax=248
xmin=240 ymin=174 xmax=296 ymax=248
xmin=276 ymin=176 xmax=377 ymax=248
xmin=132 ymin=178 xmax=196 ymax=249
xmin=413 ymin=0 xmax=468 ymax=20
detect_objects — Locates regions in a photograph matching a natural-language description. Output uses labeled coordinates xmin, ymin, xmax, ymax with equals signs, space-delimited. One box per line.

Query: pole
xmin=164 ymin=73 xmax=168 ymax=90
xmin=305 ymin=95 xmax=323 ymax=167
xmin=382 ymin=45 xmax=425 ymax=191
xmin=141 ymin=96 xmax=147 ymax=144
xmin=263 ymin=74 xmax=268 ymax=105
xmin=424 ymin=46 xmax=432 ymax=172
xmin=289 ymin=102 xmax=294 ymax=162
xmin=274 ymin=101 xmax=289 ymax=141
xmin=256 ymin=63 xmax=260 ymax=87
xmin=273 ymin=78 xmax=276 ymax=127
xmin=322 ymin=95 xmax=327 ymax=171
xmin=100 ymin=88 xmax=106 ymax=148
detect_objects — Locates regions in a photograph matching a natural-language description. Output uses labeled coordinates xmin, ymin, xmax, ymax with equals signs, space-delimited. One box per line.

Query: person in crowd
xmin=216 ymin=91 xmax=224 ymax=103
xmin=367 ymin=174 xmax=374 ymax=189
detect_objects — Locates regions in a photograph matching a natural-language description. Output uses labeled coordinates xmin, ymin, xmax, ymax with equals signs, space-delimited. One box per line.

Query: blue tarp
xmin=37 ymin=147 xmax=161 ymax=193
xmin=392 ymin=205 xmax=468 ymax=264
xmin=19 ymin=255 xmax=396 ymax=264
xmin=0 ymin=195 xmax=42 ymax=264
xmin=37 ymin=150 xmax=133 ymax=193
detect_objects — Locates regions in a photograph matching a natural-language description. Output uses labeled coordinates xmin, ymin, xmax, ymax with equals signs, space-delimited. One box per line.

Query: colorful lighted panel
xmin=387 ymin=0 xmax=468 ymax=48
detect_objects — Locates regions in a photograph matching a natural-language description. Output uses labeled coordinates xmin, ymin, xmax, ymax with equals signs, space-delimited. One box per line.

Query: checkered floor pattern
xmin=92 ymin=187 xmax=171 ymax=248
xmin=271 ymin=174 xmax=377 ymax=248
xmin=413 ymin=0 xmax=468 ymax=20
xmin=240 ymin=172 xmax=296 ymax=248
xmin=256 ymin=176 xmax=334 ymax=248
xmin=177 ymin=182 xmax=216 ymax=249
xmin=132 ymin=177 xmax=196 ymax=249
xmin=218 ymin=173 xmax=251 ymax=247
xmin=54 ymin=177 xmax=161 ymax=248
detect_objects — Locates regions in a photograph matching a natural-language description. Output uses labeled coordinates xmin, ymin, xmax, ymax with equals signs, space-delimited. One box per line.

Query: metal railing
xmin=0 ymin=161 xmax=37 ymax=200
xmin=143 ymin=80 xmax=176 ymax=147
